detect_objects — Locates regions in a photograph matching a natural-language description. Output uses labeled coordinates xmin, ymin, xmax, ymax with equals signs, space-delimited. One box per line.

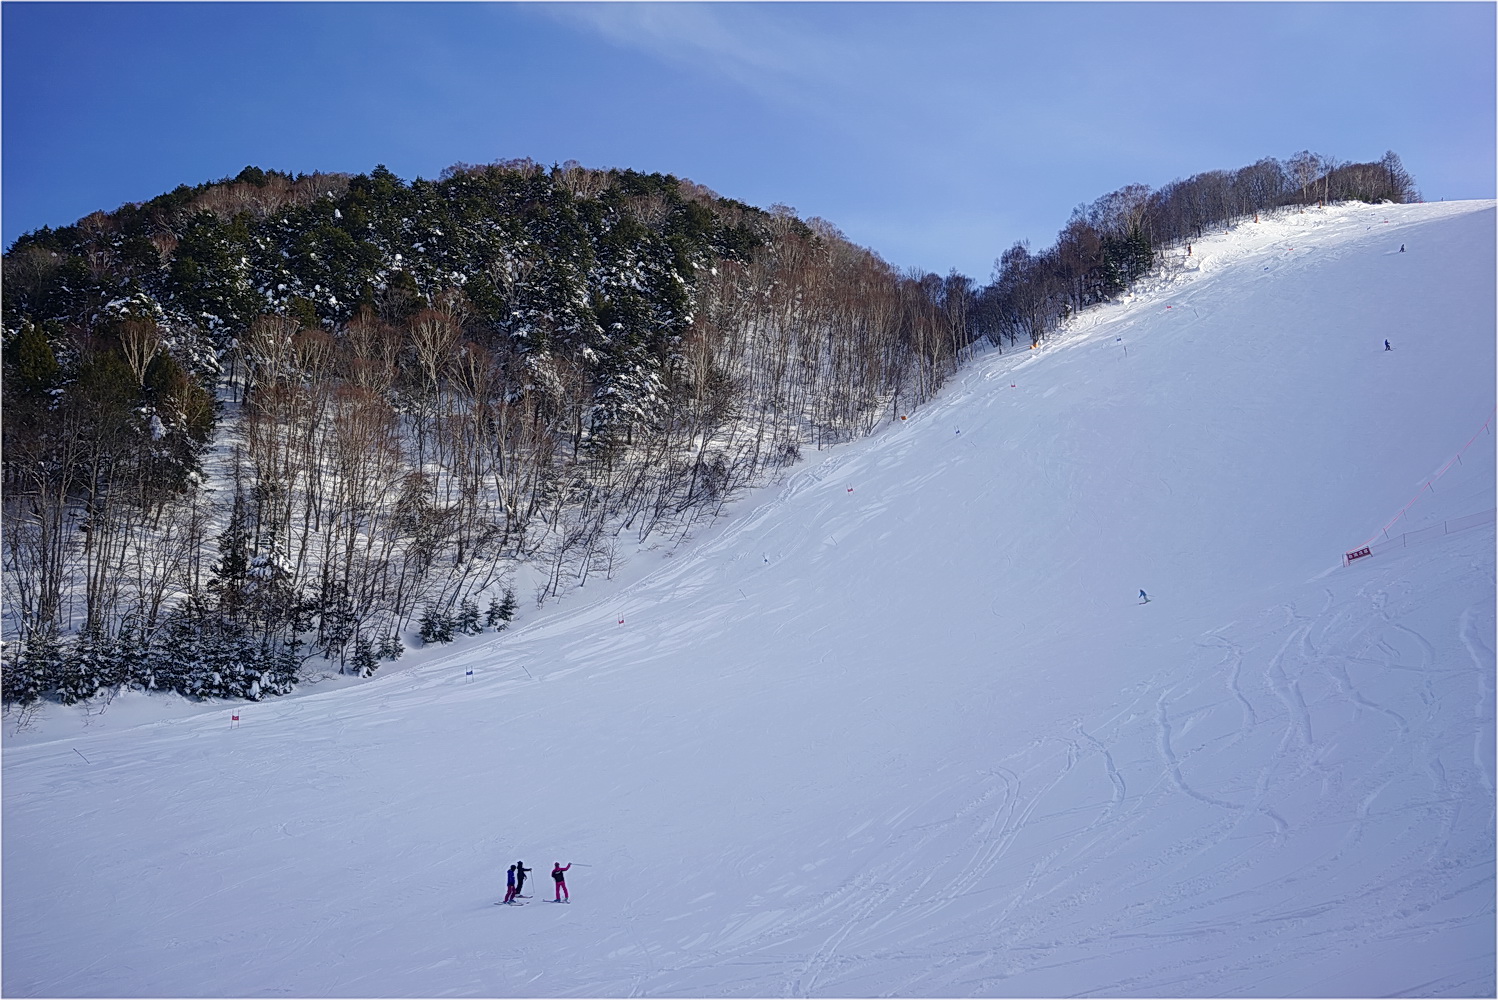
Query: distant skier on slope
xmin=1139 ymin=589 xmax=1150 ymax=604
xmin=552 ymin=862 xmax=571 ymax=902
xmin=1385 ymin=339 xmax=1392 ymax=351
xmin=503 ymin=865 xmax=519 ymax=904
xmin=1399 ymin=244 xmax=1405 ymax=253
xmin=515 ymin=861 xmax=532 ymax=897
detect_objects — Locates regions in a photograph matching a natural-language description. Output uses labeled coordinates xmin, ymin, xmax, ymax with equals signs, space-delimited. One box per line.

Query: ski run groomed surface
xmin=4 ymin=200 xmax=1495 ymax=997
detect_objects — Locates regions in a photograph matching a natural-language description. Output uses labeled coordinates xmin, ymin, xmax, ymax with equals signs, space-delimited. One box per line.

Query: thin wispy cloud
xmin=537 ymin=3 xmax=889 ymax=117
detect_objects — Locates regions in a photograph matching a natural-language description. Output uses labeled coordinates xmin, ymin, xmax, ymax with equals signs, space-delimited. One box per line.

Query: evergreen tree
xmin=57 ymin=630 xmax=107 ymax=705
xmin=4 ymin=320 xmax=62 ymax=394
xmin=457 ymin=597 xmax=482 ymax=635
xmin=350 ymin=635 xmax=379 ymax=678
xmin=418 ymin=606 xmax=440 ymax=644
xmin=255 ymin=639 xmax=299 ymax=698
xmin=485 ymin=588 xmax=518 ymax=632
xmin=244 ymin=519 xmax=297 ymax=639
xmin=210 ymin=472 xmax=253 ymax=622
xmin=112 ymin=623 xmax=153 ymax=690
xmin=205 ymin=630 xmax=263 ymax=699
xmin=5 ymin=630 xmax=62 ymax=705
xmin=377 ymin=632 xmax=405 ymax=661
xmin=151 ymin=605 xmax=202 ymax=693
xmin=418 ymin=604 xmax=455 ymax=645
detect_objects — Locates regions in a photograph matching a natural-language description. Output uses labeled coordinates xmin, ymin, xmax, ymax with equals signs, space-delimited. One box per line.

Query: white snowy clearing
xmin=4 ymin=200 xmax=1495 ymax=998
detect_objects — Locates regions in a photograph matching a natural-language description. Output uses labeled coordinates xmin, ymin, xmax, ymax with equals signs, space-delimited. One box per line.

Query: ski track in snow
xmin=4 ymin=201 xmax=1495 ymax=998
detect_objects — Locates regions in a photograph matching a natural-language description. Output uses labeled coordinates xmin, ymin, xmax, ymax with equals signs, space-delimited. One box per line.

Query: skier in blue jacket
xmin=503 ymin=865 xmax=518 ymax=904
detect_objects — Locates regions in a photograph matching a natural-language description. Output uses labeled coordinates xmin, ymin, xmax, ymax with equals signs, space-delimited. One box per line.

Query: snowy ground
xmin=4 ymin=200 xmax=1494 ymax=998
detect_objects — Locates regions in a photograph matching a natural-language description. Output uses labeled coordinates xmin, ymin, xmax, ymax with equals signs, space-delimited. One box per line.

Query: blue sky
xmin=3 ymin=2 xmax=1493 ymax=281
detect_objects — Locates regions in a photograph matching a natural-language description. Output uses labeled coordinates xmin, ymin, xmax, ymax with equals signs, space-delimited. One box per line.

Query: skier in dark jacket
xmin=552 ymin=862 xmax=572 ymax=902
xmin=515 ymin=861 xmax=532 ymax=897
xmin=503 ymin=865 xmax=518 ymax=904
xmin=1385 ymin=339 xmax=1392 ymax=351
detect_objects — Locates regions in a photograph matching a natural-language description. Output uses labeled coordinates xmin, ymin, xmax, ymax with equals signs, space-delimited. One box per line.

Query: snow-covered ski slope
xmin=5 ymin=201 xmax=1495 ymax=998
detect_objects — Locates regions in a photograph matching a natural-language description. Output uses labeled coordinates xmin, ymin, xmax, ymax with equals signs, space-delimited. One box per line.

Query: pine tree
xmin=6 ymin=630 xmax=62 ymax=705
xmin=257 ymin=638 xmax=299 ymax=698
xmin=486 ymin=588 xmax=518 ymax=631
xmin=457 ymin=597 xmax=481 ymax=635
xmin=151 ymin=608 xmax=200 ymax=693
xmin=419 ymin=604 xmax=454 ymax=644
xmin=210 ymin=470 xmax=253 ymax=623
xmin=244 ymin=518 xmax=297 ymax=642
xmin=209 ymin=630 xmax=261 ymax=699
xmin=350 ymin=635 xmax=379 ymax=678
xmin=418 ymin=605 xmax=440 ymax=644
xmin=57 ymin=630 xmax=106 ymax=705
xmin=5 ymin=320 xmax=62 ymax=395
xmin=377 ymin=632 xmax=405 ymax=661
xmin=113 ymin=623 xmax=152 ymax=690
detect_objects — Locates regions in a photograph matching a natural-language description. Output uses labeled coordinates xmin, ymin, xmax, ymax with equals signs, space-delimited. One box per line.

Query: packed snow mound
xmin=5 ymin=200 xmax=1494 ymax=998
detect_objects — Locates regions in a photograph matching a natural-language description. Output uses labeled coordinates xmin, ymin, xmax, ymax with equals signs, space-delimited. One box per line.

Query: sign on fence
xmin=1345 ymin=547 xmax=1372 ymax=564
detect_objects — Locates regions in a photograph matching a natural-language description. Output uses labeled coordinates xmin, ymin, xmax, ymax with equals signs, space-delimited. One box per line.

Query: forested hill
xmin=6 ymin=162 xmax=770 ymax=348
xmin=0 ymin=150 xmax=1417 ymax=706
xmin=1 ymin=159 xmax=971 ymax=704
